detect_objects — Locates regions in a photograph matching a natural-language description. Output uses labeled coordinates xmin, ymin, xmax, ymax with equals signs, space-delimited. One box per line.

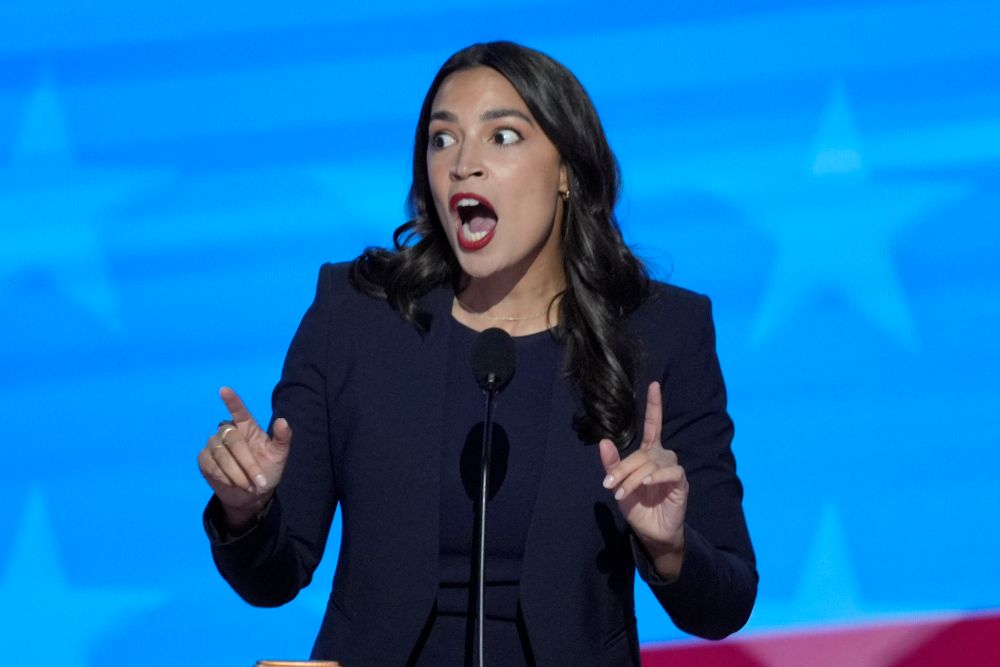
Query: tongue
xmin=468 ymin=216 xmax=497 ymax=234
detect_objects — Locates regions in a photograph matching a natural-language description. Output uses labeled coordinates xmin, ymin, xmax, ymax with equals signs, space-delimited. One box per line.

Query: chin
xmin=456 ymin=258 xmax=501 ymax=280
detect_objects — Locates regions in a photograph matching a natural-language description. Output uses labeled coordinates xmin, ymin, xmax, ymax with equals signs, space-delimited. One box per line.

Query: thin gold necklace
xmin=455 ymin=298 xmax=552 ymax=322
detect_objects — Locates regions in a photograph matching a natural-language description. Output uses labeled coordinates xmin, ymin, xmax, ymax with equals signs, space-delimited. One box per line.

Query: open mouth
xmin=451 ymin=193 xmax=498 ymax=250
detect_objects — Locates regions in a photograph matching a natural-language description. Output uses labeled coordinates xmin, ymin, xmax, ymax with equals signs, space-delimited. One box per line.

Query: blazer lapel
xmin=402 ymin=284 xmax=454 ymax=573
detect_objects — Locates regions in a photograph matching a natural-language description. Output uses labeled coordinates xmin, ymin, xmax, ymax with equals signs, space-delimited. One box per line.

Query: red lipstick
xmin=450 ymin=192 xmax=498 ymax=251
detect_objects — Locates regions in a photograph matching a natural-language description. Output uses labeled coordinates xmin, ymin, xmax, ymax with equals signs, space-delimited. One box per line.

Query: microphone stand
xmin=470 ymin=327 xmax=514 ymax=667
xmin=476 ymin=372 xmax=500 ymax=667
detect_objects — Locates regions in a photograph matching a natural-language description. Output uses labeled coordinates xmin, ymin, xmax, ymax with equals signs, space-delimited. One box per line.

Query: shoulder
xmin=292 ymin=262 xmax=396 ymax=349
xmin=631 ymin=280 xmax=713 ymax=333
xmin=625 ymin=280 xmax=720 ymax=380
xmin=313 ymin=261 xmax=390 ymax=316
xmin=311 ymin=260 xmax=452 ymax=336
xmin=315 ymin=261 xmax=363 ymax=303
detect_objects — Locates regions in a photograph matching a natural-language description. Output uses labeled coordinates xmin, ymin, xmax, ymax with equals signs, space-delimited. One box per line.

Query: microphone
xmin=471 ymin=327 xmax=515 ymax=392
xmin=470 ymin=328 xmax=516 ymax=667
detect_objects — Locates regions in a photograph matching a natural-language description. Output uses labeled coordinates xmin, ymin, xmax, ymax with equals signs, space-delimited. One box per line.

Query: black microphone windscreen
xmin=471 ymin=328 xmax=516 ymax=391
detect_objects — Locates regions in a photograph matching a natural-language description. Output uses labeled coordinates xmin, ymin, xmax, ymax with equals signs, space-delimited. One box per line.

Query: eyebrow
xmin=429 ymin=108 xmax=535 ymax=126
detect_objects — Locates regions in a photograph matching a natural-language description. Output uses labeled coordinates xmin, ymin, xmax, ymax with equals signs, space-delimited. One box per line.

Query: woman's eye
xmin=491 ymin=128 xmax=522 ymax=146
xmin=431 ymin=132 xmax=456 ymax=149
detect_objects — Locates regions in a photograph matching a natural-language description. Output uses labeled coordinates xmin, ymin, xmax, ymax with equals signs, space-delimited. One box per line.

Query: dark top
xmin=411 ymin=322 xmax=558 ymax=665
xmin=204 ymin=262 xmax=758 ymax=666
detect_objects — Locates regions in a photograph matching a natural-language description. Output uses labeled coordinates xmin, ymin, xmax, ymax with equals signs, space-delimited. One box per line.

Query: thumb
xmin=598 ymin=438 xmax=620 ymax=473
xmin=271 ymin=418 xmax=293 ymax=454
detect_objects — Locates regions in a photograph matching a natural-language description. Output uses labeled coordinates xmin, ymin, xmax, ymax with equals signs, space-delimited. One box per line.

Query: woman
xmin=198 ymin=41 xmax=757 ymax=665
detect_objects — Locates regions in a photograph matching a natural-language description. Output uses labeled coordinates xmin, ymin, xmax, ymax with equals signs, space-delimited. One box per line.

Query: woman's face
xmin=427 ymin=66 xmax=568 ymax=284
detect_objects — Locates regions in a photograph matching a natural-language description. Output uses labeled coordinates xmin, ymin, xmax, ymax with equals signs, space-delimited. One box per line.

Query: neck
xmin=453 ymin=267 xmax=565 ymax=336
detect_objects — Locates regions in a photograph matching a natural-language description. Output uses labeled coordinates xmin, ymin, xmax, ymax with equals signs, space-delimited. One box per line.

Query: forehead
xmin=430 ymin=66 xmax=530 ymax=116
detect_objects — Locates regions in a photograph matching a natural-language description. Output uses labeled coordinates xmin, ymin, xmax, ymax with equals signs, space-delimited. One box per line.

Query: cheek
xmin=518 ymin=165 xmax=561 ymax=215
xmin=426 ymin=158 xmax=450 ymax=214
xmin=515 ymin=152 xmax=562 ymax=196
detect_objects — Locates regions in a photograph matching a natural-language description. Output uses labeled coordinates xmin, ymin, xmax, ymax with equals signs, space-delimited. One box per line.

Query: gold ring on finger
xmin=219 ymin=425 xmax=237 ymax=447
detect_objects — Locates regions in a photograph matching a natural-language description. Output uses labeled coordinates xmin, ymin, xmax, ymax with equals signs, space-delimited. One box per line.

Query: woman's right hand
xmin=197 ymin=387 xmax=293 ymax=531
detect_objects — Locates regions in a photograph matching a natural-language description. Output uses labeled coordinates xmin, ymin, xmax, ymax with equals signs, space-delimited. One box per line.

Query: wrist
xmin=221 ymin=493 xmax=271 ymax=535
xmin=640 ymin=528 xmax=686 ymax=580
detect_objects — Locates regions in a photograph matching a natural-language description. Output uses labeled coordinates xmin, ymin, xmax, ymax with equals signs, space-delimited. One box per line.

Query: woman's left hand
xmin=599 ymin=381 xmax=689 ymax=576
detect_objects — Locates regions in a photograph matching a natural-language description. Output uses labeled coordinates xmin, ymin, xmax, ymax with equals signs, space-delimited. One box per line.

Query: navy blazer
xmin=207 ymin=262 xmax=757 ymax=665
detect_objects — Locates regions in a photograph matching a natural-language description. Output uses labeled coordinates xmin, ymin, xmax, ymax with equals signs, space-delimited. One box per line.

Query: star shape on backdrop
xmin=0 ymin=489 xmax=169 ymax=666
xmin=712 ymin=83 xmax=969 ymax=351
xmin=743 ymin=501 xmax=959 ymax=667
xmin=0 ymin=79 xmax=166 ymax=334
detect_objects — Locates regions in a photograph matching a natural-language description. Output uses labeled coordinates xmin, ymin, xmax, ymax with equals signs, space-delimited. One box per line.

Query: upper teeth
xmin=457 ymin=198 xmax=480 ymax=208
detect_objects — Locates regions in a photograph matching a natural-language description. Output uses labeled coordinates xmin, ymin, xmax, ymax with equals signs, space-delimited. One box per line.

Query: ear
xmin=559 ymin=162 xmax=569 ymax=194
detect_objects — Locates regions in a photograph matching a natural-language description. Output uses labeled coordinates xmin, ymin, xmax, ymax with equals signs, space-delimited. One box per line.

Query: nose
xmin=450 ymin=141 xmax=485 ymax=181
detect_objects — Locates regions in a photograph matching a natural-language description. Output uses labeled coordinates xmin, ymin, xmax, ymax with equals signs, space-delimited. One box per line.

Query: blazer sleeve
xmin=631 ymin=293 xmax=758 ymax=639
xmin=203 ymin=264 xmax=341 ymax=607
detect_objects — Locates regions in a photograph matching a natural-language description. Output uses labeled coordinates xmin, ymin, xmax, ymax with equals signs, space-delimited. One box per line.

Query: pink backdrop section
xmin=642 ymin=611 xmax=1000 ymax=667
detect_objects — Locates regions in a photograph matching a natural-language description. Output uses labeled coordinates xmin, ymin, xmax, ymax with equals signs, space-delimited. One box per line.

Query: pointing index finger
xmin=641 ymin=381 xmax=663 ymax=449
xmin=219 ymin=386 xmax=257 ymax=429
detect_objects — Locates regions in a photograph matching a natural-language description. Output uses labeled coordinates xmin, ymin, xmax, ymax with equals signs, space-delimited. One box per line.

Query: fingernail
xmin=255 ymin=474 xmax=267 ymax=489
xmin=642 ymin=476 xmax=652 ymax=485
xmin=246 ymin=485 xmax=256 ymax=494
xmin=602 ymin=474 xmax=614 ymax=489
xmin=614 ymin=487 xmax=625 ymax=501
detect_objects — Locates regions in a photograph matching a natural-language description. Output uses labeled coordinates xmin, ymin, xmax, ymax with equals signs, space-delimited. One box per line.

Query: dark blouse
xmin=410 ymin=321 xmax=560 ymax=666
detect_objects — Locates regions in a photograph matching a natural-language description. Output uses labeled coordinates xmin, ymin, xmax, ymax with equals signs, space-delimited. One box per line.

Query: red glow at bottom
xmin=640 ymin=611 xmax=1000 ymax=667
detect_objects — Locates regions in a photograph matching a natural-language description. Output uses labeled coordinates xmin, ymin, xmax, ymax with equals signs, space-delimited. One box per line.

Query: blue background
xmin=2 ymin=0 xmax=998 ymax=663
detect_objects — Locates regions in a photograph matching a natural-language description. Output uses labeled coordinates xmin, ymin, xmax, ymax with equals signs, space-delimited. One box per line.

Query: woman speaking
xmin=197 ymin=41 xmax=757 ymax=666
